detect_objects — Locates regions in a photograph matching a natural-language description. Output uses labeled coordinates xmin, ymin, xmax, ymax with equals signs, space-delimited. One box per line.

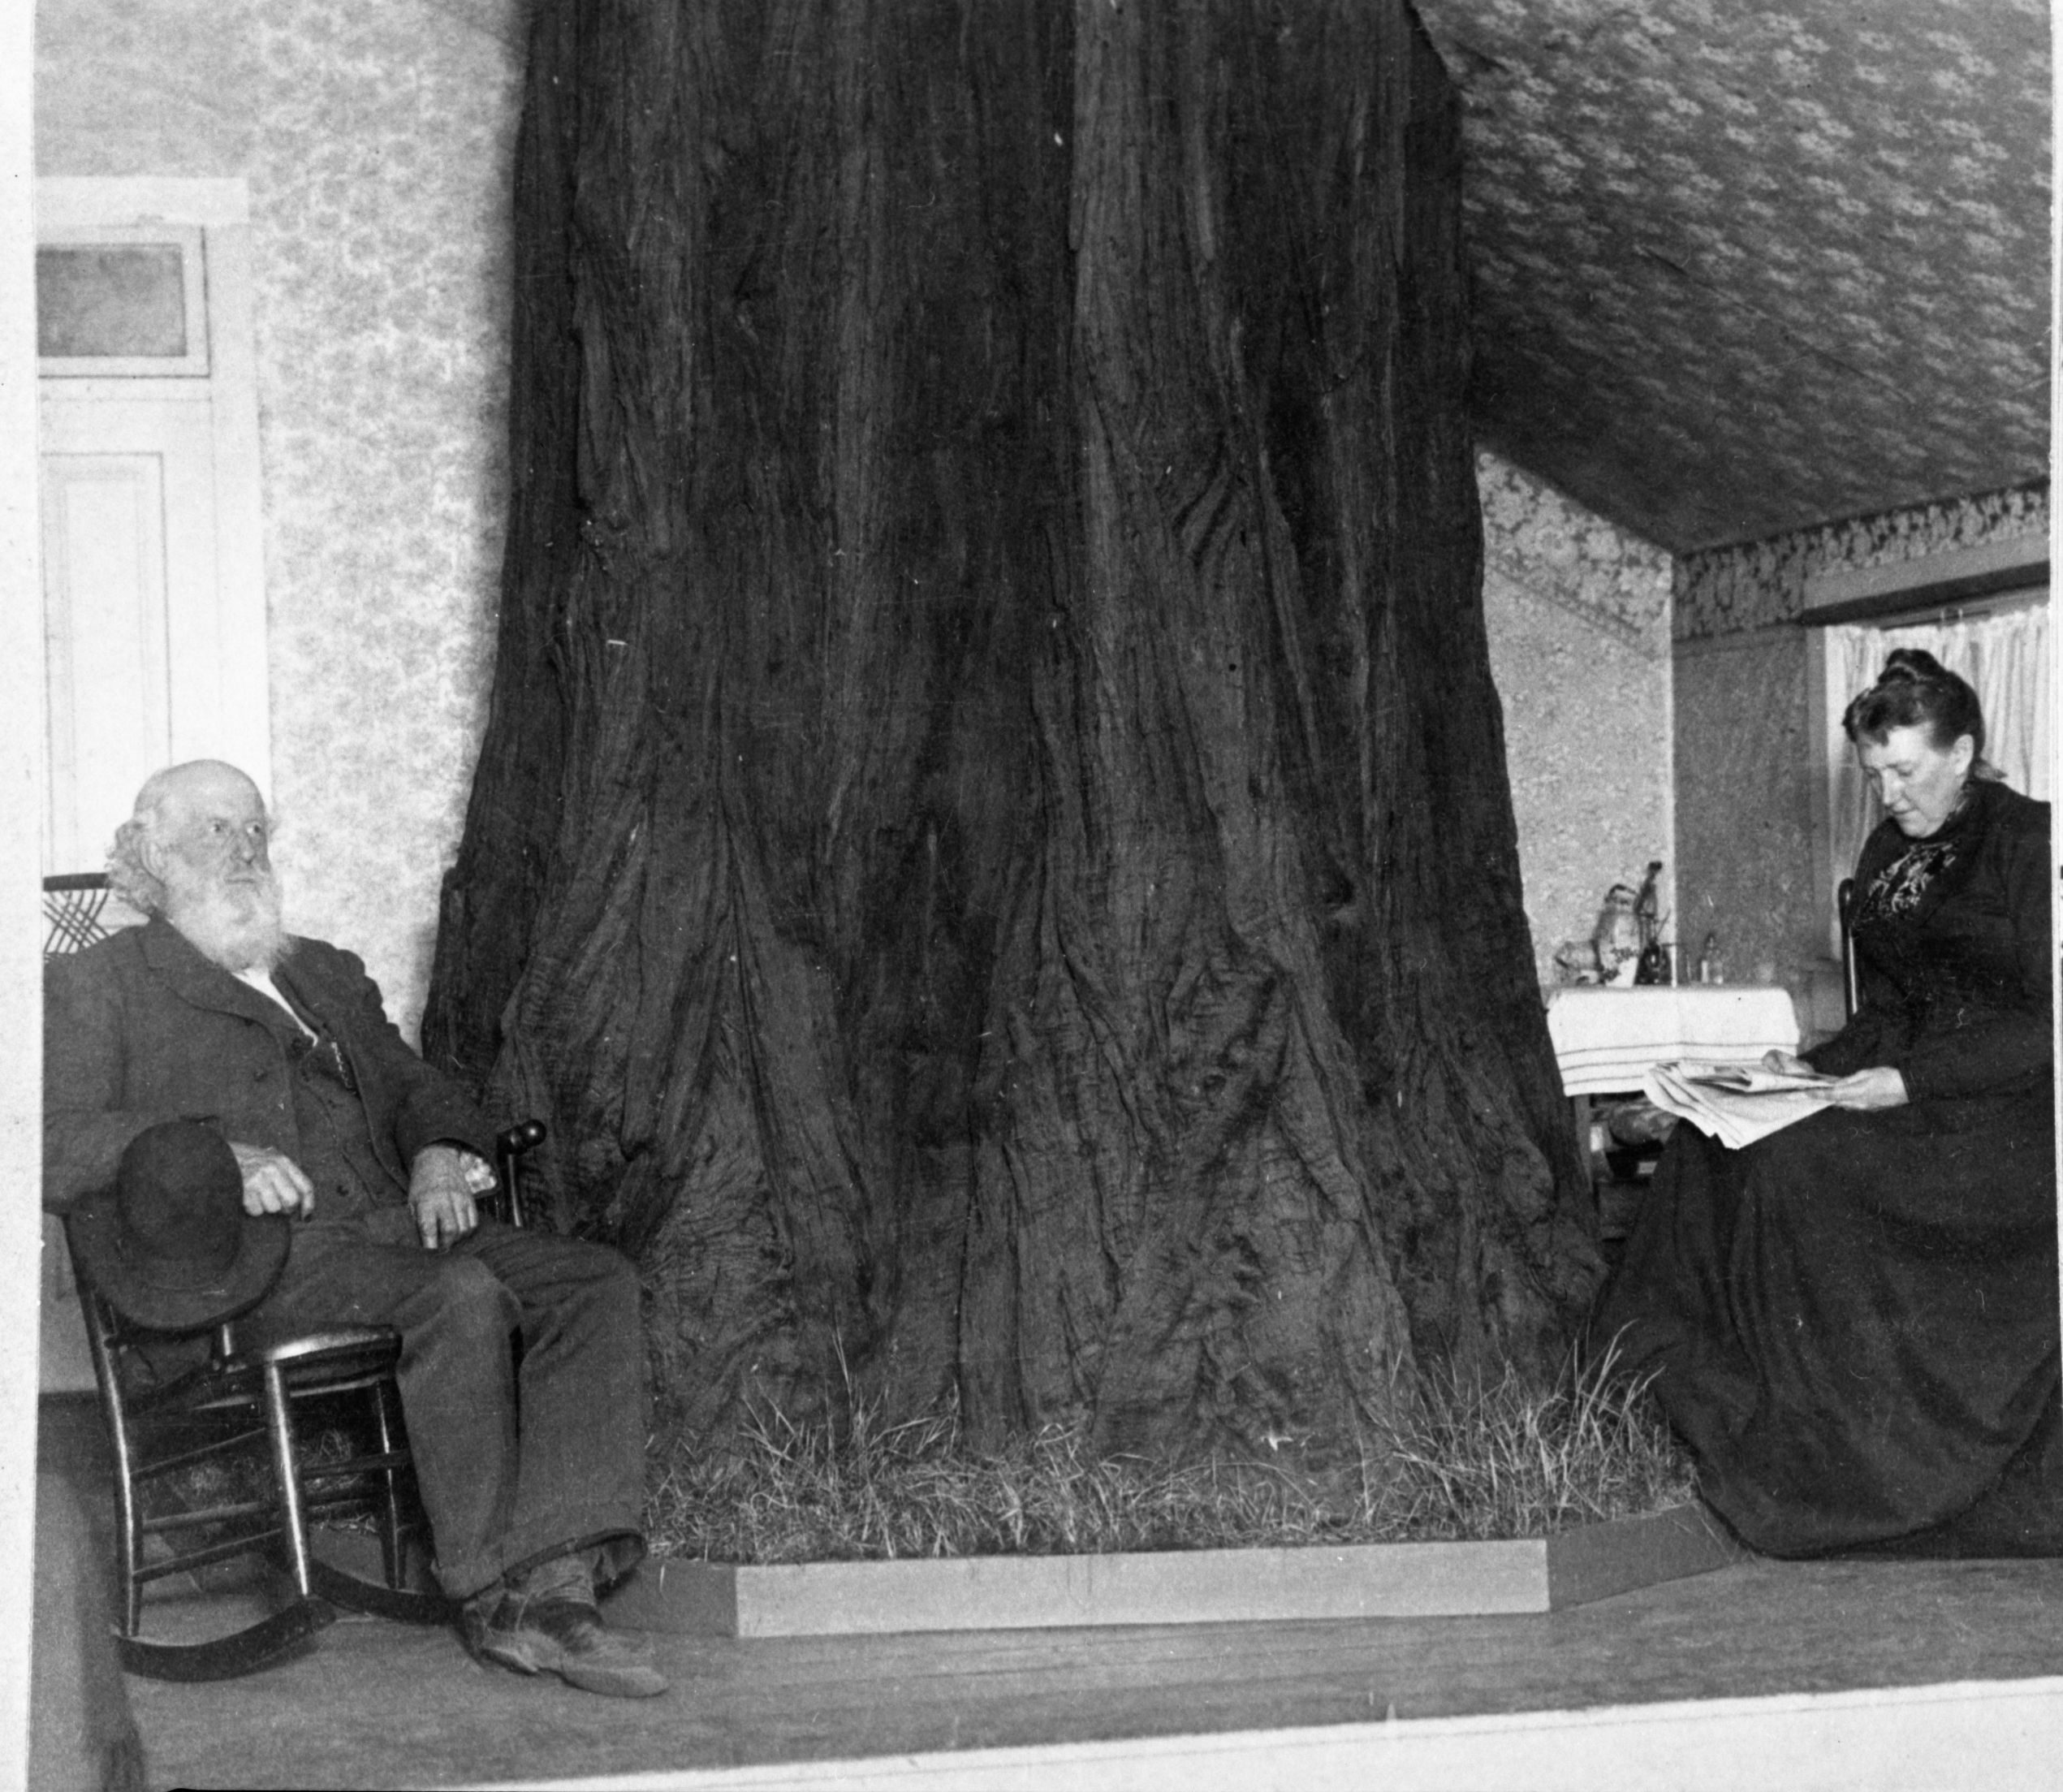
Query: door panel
xmin=40 ymin=451 xmax=174 ymax=870
xmin=41 ymin=395 xmax=223 ymax=876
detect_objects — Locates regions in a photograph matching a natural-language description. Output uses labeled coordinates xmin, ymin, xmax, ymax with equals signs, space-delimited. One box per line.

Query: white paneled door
xmin=38 ymin=401 xmax=219 ymax=871
xmin=37 ymin=179 xmax=268 ymax=885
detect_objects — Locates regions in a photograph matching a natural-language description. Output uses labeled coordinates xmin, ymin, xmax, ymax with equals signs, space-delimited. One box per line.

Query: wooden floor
xmin=41 ymin=1350 xmax=2063 ymax=1792
xmin=80 ymin=1547 xmax=2063 ymax=1790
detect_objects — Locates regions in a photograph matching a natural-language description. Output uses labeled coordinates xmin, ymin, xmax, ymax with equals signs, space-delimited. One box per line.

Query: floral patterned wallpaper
xmin=1675 ymin=482 xmax=2049 ymax=639
xmin=38 ymin=0 xmax=527 ymax=1042
xmin=1478 ymin=453 xmax=1675 ymax=982
xmin=1415 ymin=0 xmax=2050 ymax=553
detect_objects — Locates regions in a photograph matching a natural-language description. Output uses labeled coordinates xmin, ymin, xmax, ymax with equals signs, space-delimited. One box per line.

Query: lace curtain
xmin=1823 ymin=602 xmax=2052 ymax=885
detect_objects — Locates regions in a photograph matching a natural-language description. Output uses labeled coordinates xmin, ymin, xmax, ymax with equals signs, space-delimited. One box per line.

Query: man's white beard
xmin=169 ymin=870 xmax=290 ymax=973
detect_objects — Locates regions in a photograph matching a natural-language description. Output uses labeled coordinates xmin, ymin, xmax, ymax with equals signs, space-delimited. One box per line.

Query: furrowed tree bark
xmin=426 ymin=0 xmax=1601 ymax=1457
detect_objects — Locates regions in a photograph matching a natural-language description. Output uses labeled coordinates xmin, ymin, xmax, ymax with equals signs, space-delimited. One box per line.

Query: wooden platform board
xmin=605 ymin=1502 xmax=1744 ymax=1639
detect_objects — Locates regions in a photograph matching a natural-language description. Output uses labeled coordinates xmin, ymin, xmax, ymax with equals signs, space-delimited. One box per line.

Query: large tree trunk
xmin=426 ymin=0 xmax=1600 ymax=1459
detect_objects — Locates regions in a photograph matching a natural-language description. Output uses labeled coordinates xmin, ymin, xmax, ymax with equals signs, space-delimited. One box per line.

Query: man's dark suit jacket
xmin=45 ymin=918 xmax=497 ymax=1213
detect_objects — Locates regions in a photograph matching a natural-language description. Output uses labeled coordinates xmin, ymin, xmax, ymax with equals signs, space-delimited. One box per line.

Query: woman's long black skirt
xmin=1595 ymin=1090 xmax=2061 ymax=1556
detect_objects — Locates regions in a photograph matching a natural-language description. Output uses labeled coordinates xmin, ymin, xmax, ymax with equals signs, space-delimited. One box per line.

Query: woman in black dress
xmin=1597 ymin=649 xmax=2057 ymax=1555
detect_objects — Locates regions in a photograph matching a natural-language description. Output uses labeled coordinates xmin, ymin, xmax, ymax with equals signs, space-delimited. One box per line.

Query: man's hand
xmin=229 ymin=1142 xmax=315 ymax=1219
xmin=1822 ymin=1067 xmax=1909 ymax=1112
xmin=409 ymin=1144 xmax=495 ymax=1250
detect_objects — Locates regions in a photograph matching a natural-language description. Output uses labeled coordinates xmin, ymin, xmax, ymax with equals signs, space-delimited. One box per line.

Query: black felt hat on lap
xmin=68 ymin=1121 xmax=290 ymax=1332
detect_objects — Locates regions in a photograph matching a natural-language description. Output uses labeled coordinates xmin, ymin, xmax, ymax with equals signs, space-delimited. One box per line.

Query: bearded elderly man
xmin=44 ymin=760 xmax=666 ymax=1699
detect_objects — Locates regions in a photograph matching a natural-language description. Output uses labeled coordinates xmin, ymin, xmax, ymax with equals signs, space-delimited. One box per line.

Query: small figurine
xmin=1592 ymin=883 xmax=1642 ymax=987
xmin=1632 ymin=860 xmax=1671 ymax=985
xmin=1633 ymin=861 xmax=1662 ymax=943
xmin=1554 ymin=867 xmax=1673 ymax=986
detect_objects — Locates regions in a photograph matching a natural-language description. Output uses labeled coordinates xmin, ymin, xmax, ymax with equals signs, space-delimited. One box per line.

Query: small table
xmin=1545 ymin=985 xmax=1802 ymax=1186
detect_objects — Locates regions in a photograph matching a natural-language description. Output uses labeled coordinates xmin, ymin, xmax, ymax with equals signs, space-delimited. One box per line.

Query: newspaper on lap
xmin=1642 ymin=1060 xmax=1836 ymax=1151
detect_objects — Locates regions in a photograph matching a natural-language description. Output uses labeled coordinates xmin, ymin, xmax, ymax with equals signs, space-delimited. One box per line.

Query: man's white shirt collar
xmin=232 ymin=965 xmax=314 ymax=1039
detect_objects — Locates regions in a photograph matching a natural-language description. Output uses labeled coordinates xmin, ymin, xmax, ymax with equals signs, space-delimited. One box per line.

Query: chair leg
xmin=95 ymin=1386 xmax=145 ymax=1634
xmin=261 ymin=1360 xmax=315 ymax=1602
xmin=302 ymin=1375 xmax=454 ymax=1626
xmin=109 ymin=1453 xmax=144 ymax=1636
xmin=369 ymin=1379 xmax=405 ymax=1590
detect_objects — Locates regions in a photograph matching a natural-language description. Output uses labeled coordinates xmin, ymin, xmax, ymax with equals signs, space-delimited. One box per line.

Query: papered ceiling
xmin=1412 ymin=0 xmax=2052 ymax=553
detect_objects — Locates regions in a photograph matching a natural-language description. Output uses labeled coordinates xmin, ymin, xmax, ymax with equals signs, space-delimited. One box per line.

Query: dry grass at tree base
xmin=644 ymin=1349 xmax=1698 ymax=1565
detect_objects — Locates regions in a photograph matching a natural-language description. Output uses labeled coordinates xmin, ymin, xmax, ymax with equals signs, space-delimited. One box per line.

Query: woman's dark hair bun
xmin=1841 ymin=645 xmax=1994 ymax=774
xmin=1878 ymin=647 xmax=1950 ymax=685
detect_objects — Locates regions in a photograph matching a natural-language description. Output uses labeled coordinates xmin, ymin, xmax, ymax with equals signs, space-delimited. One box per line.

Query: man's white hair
xmin=105 ymin=762 xmax=276 ymax=917
xmin=106 ymin=773 xmax=176 ymax=916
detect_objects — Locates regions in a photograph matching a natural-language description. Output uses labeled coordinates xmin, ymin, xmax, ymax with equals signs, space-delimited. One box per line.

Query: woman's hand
xmin=1760 ymin=1049 xmax=1816 ymax=1078
xmin=1821 ymin=1067 xmax=1908 ymax=1111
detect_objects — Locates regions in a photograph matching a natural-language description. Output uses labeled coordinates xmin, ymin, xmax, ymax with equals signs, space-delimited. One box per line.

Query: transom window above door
xmin=36 ymin=224 xmax=209 ymax=378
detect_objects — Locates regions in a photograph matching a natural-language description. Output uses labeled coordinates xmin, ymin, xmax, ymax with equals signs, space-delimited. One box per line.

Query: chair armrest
xmin=496 ymin=1120 xmax=546 ymax=1160
xmin=490 ymin=1121 xmax=548 ymax=1228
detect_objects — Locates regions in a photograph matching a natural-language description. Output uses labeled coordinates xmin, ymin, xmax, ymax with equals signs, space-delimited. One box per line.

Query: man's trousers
xmin=251 ymin=1216 xmax=649 ymax=1598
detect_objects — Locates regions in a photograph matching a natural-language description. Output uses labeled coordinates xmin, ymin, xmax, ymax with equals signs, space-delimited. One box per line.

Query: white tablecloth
xmin=1544 ymin=986 xmax=1802 ymax=1096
